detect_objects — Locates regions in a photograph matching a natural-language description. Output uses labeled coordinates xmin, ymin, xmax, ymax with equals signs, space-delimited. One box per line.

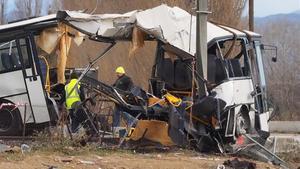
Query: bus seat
xmin=229 ymin=59 xmax=243 ymax=77
xmin=215 ymin=58 xmax=227 ymax=83
xmin=1 ymin=53 xmax=13 ymax=70
xmin=157 ymin=58 xmax=174 ymax=89
xmin=174 ymin=60 xmax=192 ymax=90
xmin=149 ymin=78 xmax=165 ymax=98
xmin=1 ymin=53 xmax=21 ymax=70
xmin=207 ymin=54 xmax=217 ymax=84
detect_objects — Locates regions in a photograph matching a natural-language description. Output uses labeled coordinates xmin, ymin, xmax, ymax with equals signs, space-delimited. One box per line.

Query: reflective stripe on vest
xmin=65 ymin=79 xmax=81 ymax=109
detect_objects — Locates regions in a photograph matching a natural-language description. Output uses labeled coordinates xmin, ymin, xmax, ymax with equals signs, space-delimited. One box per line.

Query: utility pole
xmin=196 ymin=0 xmax=208 ymax=97
xmin=249 ymin=0 xmax=254 ymax=31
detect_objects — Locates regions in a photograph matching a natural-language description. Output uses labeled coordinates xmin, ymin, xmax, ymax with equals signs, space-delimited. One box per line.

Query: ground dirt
xmin=0 ymin=148 xmax=279 ymax=169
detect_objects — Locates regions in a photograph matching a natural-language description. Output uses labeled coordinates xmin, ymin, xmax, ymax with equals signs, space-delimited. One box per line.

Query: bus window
xmin=19 ymin=39 xmax=30 ymax=68
xmin=218 ymin=39 xmax=250 ymax=78
xmin=0 ymin=39 xmax=30 ymax=73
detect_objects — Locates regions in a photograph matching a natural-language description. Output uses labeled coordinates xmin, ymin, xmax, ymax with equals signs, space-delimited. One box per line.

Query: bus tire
xmin=0 ymin=99 xmax=23 ymax=136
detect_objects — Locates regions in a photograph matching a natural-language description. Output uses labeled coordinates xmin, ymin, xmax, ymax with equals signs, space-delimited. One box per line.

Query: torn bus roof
xmin=58 ymin=4 xmax=259 ymax=56
xmin=0 ymin=4 xmax=261 ymax=56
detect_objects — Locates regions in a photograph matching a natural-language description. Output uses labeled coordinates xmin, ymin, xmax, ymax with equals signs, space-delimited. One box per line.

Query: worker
xmin=112 ymin=66 xmax=136 ymax=128
xmin=64 ymin=72 xmax=85 ymax=133
xmin=113 ymin=66 xmax=133 ymax=91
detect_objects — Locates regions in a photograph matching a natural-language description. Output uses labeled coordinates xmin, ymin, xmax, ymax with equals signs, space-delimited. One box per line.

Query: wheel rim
xmin=0 ymin=108 xmax=14 ymax=132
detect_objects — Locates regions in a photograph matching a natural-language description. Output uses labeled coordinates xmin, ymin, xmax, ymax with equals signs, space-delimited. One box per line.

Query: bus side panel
xmin=25 ymin=75 xmax=50 ymax=123
xmin=4 ymin=94 xmax=35 ymax=123
xmin=0 ymin=70 xmax=35 ymax=123
xmin=213 ymin=78 xmax=255 ymax=106
xmin=0 ymin=70 xmax=26 ymax=97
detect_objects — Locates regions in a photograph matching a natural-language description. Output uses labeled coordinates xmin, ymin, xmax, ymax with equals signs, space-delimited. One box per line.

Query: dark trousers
xmin=69 ymin=106 xmax=87 ymax=133
xmin=112 ymin=105 xmax=136 ymax=127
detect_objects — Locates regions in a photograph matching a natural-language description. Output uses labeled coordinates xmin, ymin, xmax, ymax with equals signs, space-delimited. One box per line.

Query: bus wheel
xmin=0 ymin=100 xmax=22 ymax=136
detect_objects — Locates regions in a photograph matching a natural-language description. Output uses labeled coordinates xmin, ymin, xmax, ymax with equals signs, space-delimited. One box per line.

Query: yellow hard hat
xmin=115 ymin=66 xmax=125 ymax=74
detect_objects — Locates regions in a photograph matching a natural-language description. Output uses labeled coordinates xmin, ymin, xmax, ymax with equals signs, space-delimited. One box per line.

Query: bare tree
xmin=14 ymin=0 xmax=62 ymax=19
xmin=49 ymin=0 xmax=63 ymax=14
xmin=15 ymin=0 xmax=33 ymax=18
xmin=208 ymin=0 xmax=247 ymax=27
xmin=62 ymin=0 xmax=246 ymax=28
xmin=256 ymin=19 xmax=300 ymax=120
xmin=34 ymin=0 xmax=42 ymax=16
xmin=0 ymin=0 xmax=7 ymax=24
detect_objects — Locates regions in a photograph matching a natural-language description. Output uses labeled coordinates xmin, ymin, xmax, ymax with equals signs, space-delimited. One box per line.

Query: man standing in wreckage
xmin=64 ymin=72 xmax=86 ymax=133
xmin=112 ymin=66 xmax=137 ymax=129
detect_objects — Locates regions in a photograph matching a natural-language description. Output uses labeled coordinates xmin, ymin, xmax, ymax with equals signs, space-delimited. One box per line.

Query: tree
xmin=49 ymin=0 xmax=63 ymax=14
xmin=0 ymin=0 xmax=7 ymax=24
xmin=208 ymin=0 xmax=247 ymax=27
xmin=256 ymin=19 xmax=300 ymax=120
xmin=13 ymin=0 xmax=61 ymax=19
xmin=14 ymin=0 xmax=40 ymax=18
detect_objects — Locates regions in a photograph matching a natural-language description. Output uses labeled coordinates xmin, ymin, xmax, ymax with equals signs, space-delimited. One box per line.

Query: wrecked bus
xmin=0 ymin=15 xmax=59 ymax=135
xmin=0 ymin=4 xmax=275 ymax=156
xmin=0 ymin=14 xmax=91 ymax=135
xmin=57 ymin=5 xmax=275 ymax=152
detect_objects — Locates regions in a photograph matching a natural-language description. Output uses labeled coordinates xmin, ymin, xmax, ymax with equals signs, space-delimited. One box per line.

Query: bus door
xmin=17 ymin=37 xmax=50 ymax=123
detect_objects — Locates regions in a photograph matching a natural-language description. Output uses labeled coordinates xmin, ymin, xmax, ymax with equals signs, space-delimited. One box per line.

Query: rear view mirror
xmin=261 ymin=44 xmax=277 ymax=62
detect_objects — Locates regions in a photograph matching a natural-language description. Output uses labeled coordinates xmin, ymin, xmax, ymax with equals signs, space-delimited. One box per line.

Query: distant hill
xmin=255 ymin=11 xmax=300 ymax=27
xmin=294 ymin=10 xmax=300 ymax=14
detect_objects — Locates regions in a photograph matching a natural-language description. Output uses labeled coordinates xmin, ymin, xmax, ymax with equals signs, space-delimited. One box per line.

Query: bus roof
xmin=0 ymin=14 xmax=57 ymax=32
xmin=0 ymin=5 xmax=261 ymax=56
xmin=59 ymin=4 xmax=261 ymax=56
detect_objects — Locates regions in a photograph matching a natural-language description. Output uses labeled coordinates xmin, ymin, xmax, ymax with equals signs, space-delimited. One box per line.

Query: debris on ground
xmin=41 ymin=163 xmax=58 ymax=169
xmin=0 ymin=150 xmax=278 ymax=169
xmin=0 ymin=143 xmax=10 ymax=153
xmin=55 ymin=157 xmax=73 ymax=163
xmin=223 ymin=158 xmax=256 ymax=169
xmin=77 ymin=160 xmax=95 ymax=165
xmin=1 ymin=145 xmax=21 ymax=154
xmin=21 ymin=144 xmax=31 ymax=154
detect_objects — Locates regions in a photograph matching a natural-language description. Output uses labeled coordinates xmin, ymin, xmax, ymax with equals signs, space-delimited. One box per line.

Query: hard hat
xmin=115 ymin=66 xmax=125 ymax=74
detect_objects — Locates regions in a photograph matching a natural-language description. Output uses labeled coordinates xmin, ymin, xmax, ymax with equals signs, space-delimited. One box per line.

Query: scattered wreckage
xmin=0 ymin=4 xmax=286 ymax=167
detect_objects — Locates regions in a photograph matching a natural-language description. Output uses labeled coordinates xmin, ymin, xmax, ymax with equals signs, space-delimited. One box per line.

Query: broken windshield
xmin=207 ymin=38 xmax=251 ymax=87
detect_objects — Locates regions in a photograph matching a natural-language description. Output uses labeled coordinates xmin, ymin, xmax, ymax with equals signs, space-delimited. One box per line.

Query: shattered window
xmin=0 ymin=39 xmax=30 ymax=73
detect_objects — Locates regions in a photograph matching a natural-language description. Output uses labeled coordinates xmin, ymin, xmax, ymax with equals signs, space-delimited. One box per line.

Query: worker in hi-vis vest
xmin=64 ymin=72 xmax=85 ymax=133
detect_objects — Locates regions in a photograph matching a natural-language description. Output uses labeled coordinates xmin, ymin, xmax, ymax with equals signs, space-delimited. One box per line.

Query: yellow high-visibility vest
xmin=65 ymin=79 xmax=81 ymax=109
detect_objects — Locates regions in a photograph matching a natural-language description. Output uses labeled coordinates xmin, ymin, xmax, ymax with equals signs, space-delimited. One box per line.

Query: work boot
xmin=71 ymin=122 xmax=82 ymax=133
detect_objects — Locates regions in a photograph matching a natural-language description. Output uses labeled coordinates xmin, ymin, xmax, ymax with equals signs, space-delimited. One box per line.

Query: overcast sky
xmin=254 ymin=0 xmax=300 ymax=17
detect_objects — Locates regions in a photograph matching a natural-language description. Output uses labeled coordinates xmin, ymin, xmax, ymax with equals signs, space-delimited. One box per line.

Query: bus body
xmin=0 ymin=4 xmax=273 ymax=153
xmin=56 ymin=5 xmax=273 ymax=151
xmin=0 ymin=15 xmax=60 ymax=135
